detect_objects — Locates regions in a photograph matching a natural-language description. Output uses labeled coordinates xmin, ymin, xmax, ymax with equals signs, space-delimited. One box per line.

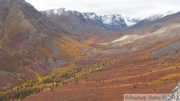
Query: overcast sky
xmin=25 ymin=0 xmax=180 ymax=18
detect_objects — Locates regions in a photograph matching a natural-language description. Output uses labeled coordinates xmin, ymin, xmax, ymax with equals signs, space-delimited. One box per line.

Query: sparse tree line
xmin=0 ymin=69 xmax=82 ymax=101
xmin=0 ymin=77 xmax=65 ymax=101
xmin=0 ymin=59 xmax=109 ymax=101
xmin=0 ymin=87 xmax=42 ymax=101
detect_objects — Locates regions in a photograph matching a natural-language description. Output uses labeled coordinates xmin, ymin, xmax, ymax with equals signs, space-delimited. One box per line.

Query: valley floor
xmin=17 ymin=58 xmax=180 ymax=101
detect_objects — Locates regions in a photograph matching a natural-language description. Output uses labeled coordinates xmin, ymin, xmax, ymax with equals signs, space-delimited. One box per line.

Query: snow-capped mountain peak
xmin=43 ymin=8 xmax=67 ymax=15
xmin=146 ymin=11 xmax=178 ymax=21
xmin=43 ymin=8 xmax=83 ymax=17
xmin=82 ymin=13 xmax=99 ymax=20
xmin=100 ymin=14 xmax=125 ymax=25
xmin=124 ymin=17 xmax=141 ymax=26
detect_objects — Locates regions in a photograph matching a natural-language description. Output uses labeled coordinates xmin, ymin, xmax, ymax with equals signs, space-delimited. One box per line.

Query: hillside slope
xmin=0 ymin=0 xmax=87 ymax=92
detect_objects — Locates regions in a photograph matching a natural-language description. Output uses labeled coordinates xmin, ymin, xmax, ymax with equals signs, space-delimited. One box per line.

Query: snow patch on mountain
xmin=44 ymin=8 xmax=83 ymax=17
xmin=100 ymin=14 xmax=124 ymax=25
xmin=124 ymin=17 xmax=141 ymax=26
xmin=82 ymin=13 xmax=99 ymax=20
xmin=44 ymin=8 xmax=67 ymax=15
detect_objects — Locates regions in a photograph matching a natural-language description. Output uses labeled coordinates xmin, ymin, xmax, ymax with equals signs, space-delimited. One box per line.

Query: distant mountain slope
xmin=130 ymin=11 xmax=178 ymax=29
xmin=104 ymin=12 xmax=180 ymax=64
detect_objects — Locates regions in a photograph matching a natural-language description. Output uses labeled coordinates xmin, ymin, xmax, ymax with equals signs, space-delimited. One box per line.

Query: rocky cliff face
xmin=167 ymin=83 xmax=180 ymax=101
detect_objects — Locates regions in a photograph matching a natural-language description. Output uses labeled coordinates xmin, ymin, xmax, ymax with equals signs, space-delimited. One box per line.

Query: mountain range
xmin=43 ymin=8 xmax=177 ymax=30
xmin=0 ymin=0 xmax=179 ymax=101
